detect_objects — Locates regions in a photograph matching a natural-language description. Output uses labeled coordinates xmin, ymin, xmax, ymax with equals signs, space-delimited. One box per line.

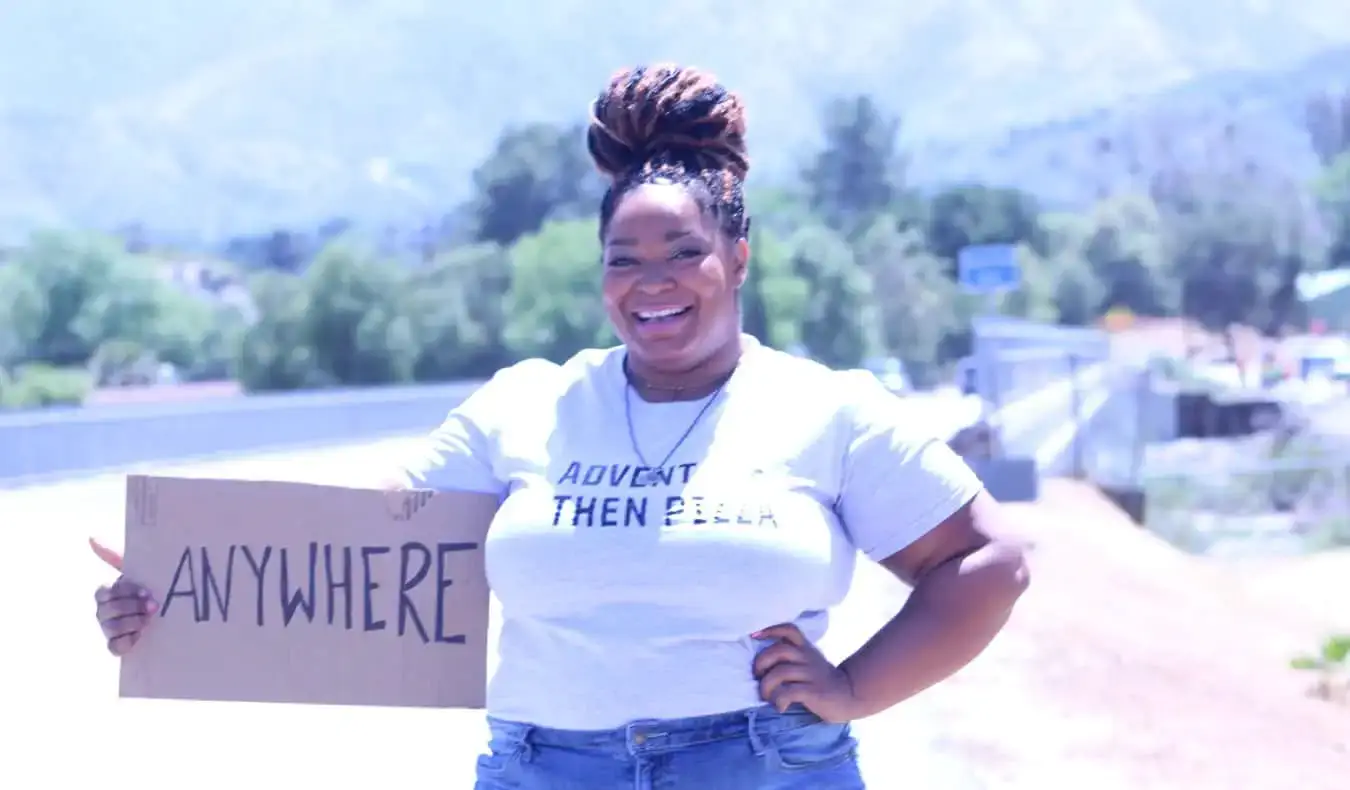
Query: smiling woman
xmin=589 ymin=65 xmax=751 ymax=396
xmin=92 ymin=63 xmax=1029 ymax=790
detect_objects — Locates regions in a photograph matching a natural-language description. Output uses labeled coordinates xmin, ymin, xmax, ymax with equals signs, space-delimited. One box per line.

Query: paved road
xmin=3 ymin=437 xmax=987 ymax=789
xmin=3 ymin=375 xmax=1116 ymax=789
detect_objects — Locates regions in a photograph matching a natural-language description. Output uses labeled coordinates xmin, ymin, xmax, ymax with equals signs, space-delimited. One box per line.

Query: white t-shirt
xmin=398 ymin=336 xmax=983 ymax=730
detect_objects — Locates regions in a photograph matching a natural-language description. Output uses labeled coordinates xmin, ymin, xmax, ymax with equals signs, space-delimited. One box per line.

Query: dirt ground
xmin=897 ymin=479 xmax=1350 ymax=790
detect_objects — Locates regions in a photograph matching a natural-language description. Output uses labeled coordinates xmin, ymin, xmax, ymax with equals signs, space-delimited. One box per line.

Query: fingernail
xmin=750 ymin=631 xmax=763 ymax=639
xmin=138 ymin=589 xmax=149 ymax=598
xmin=146 ymin=600 xmax=159 ymax=613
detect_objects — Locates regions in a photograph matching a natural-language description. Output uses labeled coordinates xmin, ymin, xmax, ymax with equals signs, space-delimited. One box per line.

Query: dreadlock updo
xmin=588 ymin=64 xmax=750 ymax=241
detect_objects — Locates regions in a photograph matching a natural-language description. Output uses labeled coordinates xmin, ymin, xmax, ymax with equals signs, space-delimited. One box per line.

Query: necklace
xmin=622 ymin=358 xmax=730 ymax=476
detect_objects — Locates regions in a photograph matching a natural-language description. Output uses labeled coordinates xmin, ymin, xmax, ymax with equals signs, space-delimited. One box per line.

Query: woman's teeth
xmin=635 ymin=306 xmax=691 ymax=322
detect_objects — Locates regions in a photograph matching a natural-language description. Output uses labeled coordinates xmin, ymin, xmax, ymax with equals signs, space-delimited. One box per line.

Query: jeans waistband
xmin=486 ymin=704 xmax=824 ymax=758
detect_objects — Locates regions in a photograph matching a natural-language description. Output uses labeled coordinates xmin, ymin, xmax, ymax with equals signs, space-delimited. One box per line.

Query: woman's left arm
xmin=752 ymin=376 xmax=1029 ymax=722
xmin=753 ymin=489 xmax=1028 ymax=722
xmin=834 ymin=489 xmax=1029 ymax=719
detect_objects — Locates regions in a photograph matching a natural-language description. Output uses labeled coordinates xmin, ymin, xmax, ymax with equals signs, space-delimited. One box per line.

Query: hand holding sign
xmin=90 ymin=538 xmax=159 ymax=657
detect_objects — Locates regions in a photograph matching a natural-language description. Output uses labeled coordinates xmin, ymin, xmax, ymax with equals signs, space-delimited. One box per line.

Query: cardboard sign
xmin=118 ymin=475 xmax=499 ymax=709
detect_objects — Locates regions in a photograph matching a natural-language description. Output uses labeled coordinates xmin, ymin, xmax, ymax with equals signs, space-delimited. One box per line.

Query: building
xmin=1296 ymin=269 xmax=1350 ymax=334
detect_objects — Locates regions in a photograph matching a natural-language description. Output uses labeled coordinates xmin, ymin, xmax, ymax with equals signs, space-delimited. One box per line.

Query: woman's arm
xmin=751 ymin=374 xmax=1027 ymax=721
xmin=837 ymin=490 xmax=1029 ymax=719
xmin=375 ymin=360 xmax=561 ymax=497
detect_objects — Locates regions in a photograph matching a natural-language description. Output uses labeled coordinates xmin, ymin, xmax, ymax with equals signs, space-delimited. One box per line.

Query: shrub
xmin=0 ymin=364 xmax=92 ymax=409
xmin=1290 ymin=634 xmax=1350 ymax=705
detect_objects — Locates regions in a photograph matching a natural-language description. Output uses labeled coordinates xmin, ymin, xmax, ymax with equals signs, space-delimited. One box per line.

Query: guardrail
xmin=1 ymin=341 xmax=1125 ymax=495
xmin=1 ymin=380 xmax=1050 ymax=489
xmin=0 ymin=382 xmax=484 ymax=486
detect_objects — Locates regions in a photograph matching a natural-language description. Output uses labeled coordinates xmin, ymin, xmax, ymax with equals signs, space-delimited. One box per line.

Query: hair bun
xmin=587 ymin=64 xmax=749 ymax=182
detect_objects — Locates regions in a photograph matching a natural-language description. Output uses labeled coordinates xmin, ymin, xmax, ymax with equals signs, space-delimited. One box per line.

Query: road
xmin=2 ymin=379 xmax=1111 ymax=789
xmin=3 ymin=437 xmax=988 ymax=789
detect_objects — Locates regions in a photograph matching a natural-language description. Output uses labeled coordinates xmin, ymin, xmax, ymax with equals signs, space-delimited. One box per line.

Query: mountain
xmin=2 ymin=0 xmax=1350 ymax=240
xmin=909 ymin=43 xmax=1350 ymax=206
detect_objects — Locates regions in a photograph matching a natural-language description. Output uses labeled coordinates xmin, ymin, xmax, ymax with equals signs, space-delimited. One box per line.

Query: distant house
xmin=154 ymin=258 xmax=259 ymax=322
xmin=1296 ymin=269 xmax=1350 ymax=334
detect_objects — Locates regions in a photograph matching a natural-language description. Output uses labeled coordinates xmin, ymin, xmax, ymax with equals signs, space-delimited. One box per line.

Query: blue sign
xmin=957 ymin=244 xmax=1020 ymax=294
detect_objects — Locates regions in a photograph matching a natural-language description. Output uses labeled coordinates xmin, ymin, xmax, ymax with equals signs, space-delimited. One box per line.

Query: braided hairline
xmin=605 ymin=160 xmax=749 ymax=240
xmin=591 ymin=104 xmax=747 ymax=239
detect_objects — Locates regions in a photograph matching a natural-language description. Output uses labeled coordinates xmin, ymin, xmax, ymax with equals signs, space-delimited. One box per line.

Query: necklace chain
xmin=622 ymin=359 xmax=729 ymax=474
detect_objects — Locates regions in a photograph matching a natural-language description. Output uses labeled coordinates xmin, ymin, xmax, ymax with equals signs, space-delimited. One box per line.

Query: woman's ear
xmin=732 ymin=237 xmax=750 ymax=288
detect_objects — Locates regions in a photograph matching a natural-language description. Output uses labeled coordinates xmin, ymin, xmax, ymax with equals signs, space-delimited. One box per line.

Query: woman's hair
xmin=587 ymin=64 xmax=750 ymax=241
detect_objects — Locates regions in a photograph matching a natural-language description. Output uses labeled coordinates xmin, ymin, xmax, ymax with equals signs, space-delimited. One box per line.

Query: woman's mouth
xmin=631 ymin=305 xmax=694 ymax=338
xmin=633 ymin=305 xmax=692 ymax=324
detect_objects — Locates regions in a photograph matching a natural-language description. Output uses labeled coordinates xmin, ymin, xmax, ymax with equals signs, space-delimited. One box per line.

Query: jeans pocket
xmin=767 ymin=720 xmax=859 ymax=772
xmin=476 ymin=718 xmax=532 ymax=778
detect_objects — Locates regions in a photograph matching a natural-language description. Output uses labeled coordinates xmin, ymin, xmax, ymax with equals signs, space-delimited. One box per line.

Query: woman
xmin=93 ymin=64 xmax=1029 ymax=789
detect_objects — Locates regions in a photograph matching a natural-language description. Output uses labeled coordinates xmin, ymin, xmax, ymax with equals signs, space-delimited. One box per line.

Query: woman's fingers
xmin=751 ymin=622 xmax=808 ymax=647
xmin=752 ymin=639 xmax=809 ymax=679
xmin=757 ymin=660 xmax=814 ymax=705
xmin=88 ymin=537 xmax=124 ymax=572
xmin=95 ymin=578 xmax=157 ymax=656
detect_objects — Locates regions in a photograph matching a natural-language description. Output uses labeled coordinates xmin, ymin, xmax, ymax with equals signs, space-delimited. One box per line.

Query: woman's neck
xmin=625 ymin=335 xmax=744 ymax=403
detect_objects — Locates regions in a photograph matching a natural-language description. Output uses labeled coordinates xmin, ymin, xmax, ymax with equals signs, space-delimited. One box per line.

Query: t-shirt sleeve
xmin=836 ymin=372 xmax=985 ymax=563
xmin=394 ymin=359 xmax=555 ymax=496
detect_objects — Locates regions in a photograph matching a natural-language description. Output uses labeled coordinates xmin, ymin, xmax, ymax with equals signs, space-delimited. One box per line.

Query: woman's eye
xmin=605 ymin=257 xmax=637 ymax=268
xmin=672 ymin=248 xmax=704 ymax=261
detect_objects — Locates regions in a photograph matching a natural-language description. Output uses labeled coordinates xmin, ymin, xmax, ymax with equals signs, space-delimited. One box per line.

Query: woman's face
xmin=601 ymin=182 xmax=747 ymax=375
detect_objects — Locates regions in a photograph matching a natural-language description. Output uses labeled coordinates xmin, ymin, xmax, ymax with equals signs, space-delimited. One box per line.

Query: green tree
xmin=1077 ymin=194 xmax=1173 ymax=316
xmin=503 ymin=219 xmax=614 ymax=361
xmin=924 ymin=184 xmax=1048 ymax=268
xmin=786 ymin=224 xmax=883 ymax=368
xmin=235 ymin=272 xmax=318 ymax=392
xmin=469 ymin=123 xmax=602 ymax=247
xmin=851 ymin=217 xmax=956 ymax=384
xmin=151 ymin=294 xmax=246 ymax=382
xmin=303 ymin=243 xmax=419 ymax=385
xmin=802 ymin=95 xmax=904 ymax=234
xmin=408 ymin=242 xmax=514 ymax=380
xmin=9 ymin=231 xmax=186 ymax=370
xmin=0 ymin=263 xmax=44 ymax=367
xmin=741 ymin=226 xmax=808 ymax=351
xmin=744 ymin=185 xmax=815 ymax=238
xmin=1315 ymin=152 xmax=1350 ymax=269
xmin=1150 ymin=137 xmax=1322 ymax=333
xmin=1305 ymin=89 xmax=1350 ymax=168
xmin=236 ymin=242 xmax=418 ymax=391
xmin=995 ymin=244 xmax=1073 ymax=325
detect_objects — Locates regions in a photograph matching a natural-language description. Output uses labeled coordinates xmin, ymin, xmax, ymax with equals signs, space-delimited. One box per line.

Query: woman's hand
xmin=751 ymin=623 xmax=862 ymax=723
xmin=90 ymin=538 xmax=158 ymax=657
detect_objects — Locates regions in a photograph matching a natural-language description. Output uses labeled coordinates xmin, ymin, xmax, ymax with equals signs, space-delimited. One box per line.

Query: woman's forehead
xmin=606 ymin=183 xmax=713 ymax=245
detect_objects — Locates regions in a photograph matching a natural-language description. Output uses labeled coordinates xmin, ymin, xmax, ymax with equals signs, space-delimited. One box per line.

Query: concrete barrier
xmin=0 ymin=382 xmax=483 ymax=486
xmin=1 ymin=364 xmax=1117 ymax=495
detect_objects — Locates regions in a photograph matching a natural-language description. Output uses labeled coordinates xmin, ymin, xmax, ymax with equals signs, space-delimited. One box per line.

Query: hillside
xmin=916 ymin=43 xmax=1350 ymax=206
xmin=2 ymin=0 xmax=1350 ymax=239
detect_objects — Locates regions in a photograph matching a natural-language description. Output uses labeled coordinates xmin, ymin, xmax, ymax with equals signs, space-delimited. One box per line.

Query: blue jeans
xmin=474 ymin=704 xmax=865 ymax=789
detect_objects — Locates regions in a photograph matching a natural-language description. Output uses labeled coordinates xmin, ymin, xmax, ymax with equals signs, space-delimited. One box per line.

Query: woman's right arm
xmin=379 ymin=361 xmax=552 ymax=496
